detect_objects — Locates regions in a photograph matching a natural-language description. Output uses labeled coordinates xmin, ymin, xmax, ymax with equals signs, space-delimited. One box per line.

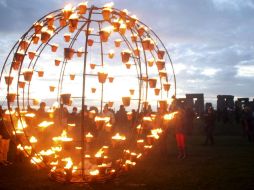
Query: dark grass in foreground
xmin=0 ymin=123 xmax=254 ymax=190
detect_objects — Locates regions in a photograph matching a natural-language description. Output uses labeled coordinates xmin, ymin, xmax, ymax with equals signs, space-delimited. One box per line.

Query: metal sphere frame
xmin=0 ymin=3 xmax=176 ymax=183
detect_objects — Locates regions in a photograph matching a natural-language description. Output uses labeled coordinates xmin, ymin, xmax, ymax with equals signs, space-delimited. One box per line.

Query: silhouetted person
xmin=131 ymin=109 xmax=138 ymax=127
xmin=36 ymin=102 xmax=48 ymax=122
xmin=102 ymin=104 xmax=115 ymax=125
xmin=185 ymin=107 xmax=195 ymax=135
xmin=115 ymin=105 xmax=127 ymax=130
xmin=234 ymin=102 xmax=241 ymax=124
xmin=68 ymin=107 xmax=78 ymax=124
xmin=222 ymin=107 xmax=229 ymax=124
xmin=204 ymin=107 xmax=216 ymax=145
xmin=0 ymin=111 xmax=12 ymax=166
xmin=241 ymin=106 xmax=254 ymax=142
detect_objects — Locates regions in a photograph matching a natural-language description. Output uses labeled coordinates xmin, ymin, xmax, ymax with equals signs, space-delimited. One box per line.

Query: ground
xmin=0 ymin=120 xmax=254 ymax=190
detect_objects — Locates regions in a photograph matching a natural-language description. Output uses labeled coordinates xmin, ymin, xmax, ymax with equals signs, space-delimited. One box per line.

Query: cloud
xmin=201 ymin=68 xmax=221 ymax=77
xmin=235 ymin=62 xmax=254 ymax=77
xmin=0 ymin=0 xmax=254 ymax=105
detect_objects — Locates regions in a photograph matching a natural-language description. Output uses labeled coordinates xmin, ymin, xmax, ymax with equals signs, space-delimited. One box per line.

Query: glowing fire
xmin=63 ymin=3 xmax=72 ymax=12
xmin=16 ymin=118 xmax=27 ymax=132
xmin=53 ymin=130 xmax=73 ymax=142
xmin=90 ymin=169 xmax=99 ymax=176
xmin=38 ymin=121 xmax=54 ymax=128
xmin=29 ymin=136 xmax=38 ymax=143
xmin=143 ymin=116 xmax=153 ymax=122
xmin=163 ymin=112 xmax=178 ymax=121
xmin=25 ymin=113 xmax=36 ymax=118
xmin=94 ymin=116 xmax=110 ymax=123
xmin=39 ymin=149 xmax=55 ymax=156
xmin=31 ymin=155 xmax=43 ymax=164
xmin=51 ymin=146 xmax=62 ymax=152
xmin=103 ymin=2 xmax=114 ymax=8
xmin=62 ymin=157 xmax=73 ymax=169
xmin=112 ymin=133 xmax=126 ymax=141
xmin=95 ymin=149 xmax=104 ymax=158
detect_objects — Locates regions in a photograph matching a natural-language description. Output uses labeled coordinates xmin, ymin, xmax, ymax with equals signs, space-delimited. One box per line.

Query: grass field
xmin=1 ymin=121 xmax=254 ymax=190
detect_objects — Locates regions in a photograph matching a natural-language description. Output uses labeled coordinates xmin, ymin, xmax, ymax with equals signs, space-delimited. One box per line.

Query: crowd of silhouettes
xmin=0 ymin=100 xmax=254 ymax=166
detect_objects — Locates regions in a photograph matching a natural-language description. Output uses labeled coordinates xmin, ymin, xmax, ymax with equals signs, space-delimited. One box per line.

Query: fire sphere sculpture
xmin=0 ymin=2 xmax=176 ymax=183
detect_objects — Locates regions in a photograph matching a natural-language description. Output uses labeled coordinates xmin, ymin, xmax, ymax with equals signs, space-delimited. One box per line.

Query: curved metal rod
xmin=57 ymin=18 xmax=89 ymax=102
xmin=98 ymin=22 xmax=105 ymax=113
xmin=27 ymin=17 xmax=69 ymax=106
xmin=80 ymin=6 xmax=95 ymax=178
xmin=1 ymin=9 xmax=63 ymax=168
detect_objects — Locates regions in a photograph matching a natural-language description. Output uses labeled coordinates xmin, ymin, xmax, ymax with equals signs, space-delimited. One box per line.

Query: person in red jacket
xmin=174 ymin=107 xmax=186 ymax=159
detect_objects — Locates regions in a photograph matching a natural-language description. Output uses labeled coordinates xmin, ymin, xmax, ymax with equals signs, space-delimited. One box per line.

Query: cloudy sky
xmin=0 ymin=0 xmax=254 ymax=105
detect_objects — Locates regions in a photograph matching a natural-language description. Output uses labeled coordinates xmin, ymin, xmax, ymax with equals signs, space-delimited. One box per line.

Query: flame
xmin=124 ymin=149 xmax=130 ymax=154
xmin=86 ymin=132 xmax=93 ymax=138
xmin=103 ymin=2 xmax=114 ymax=8
xmin=52 ymin=130 xmax=73 ymax=142
xmin=101 ymin=26 xmax=113 ymax=34
xmin=120 ymin=23 xmax=126 ymax=29
xmin=4 ymin=110 xmax=15 ymax=115
xmin=95 ymin=149 xmax=104 ymax=158
xmin=122 ymin=49 xmax=131 ymax=54
xmin=131 ymin=152 xmax=137 ymax=156
xmin=69 ymin=13 xmax=78 ymax=20
xmin=39 ymin=149 xmax=55 ymax=156
xmin=98 ymin=163 xmax=108 ymax=168
xmin=94 ymin=116 xmax=110 ymax=123
xmin=131 ymin=15 xmax=138 ymax=20
xmin=51 ymin=146 xmax=62 ymax=152
xmin=125 ymin=160 xmax=136 ymax=166
xmin=38 ymin=121 xmax=54 ymax=128
xmin=112 ymin=133 xmax=126 ymax=141
xmin=41 ymin=27 xmax=53 ymax=35
xmin=163 ymin=112 xmax=178 ymax=121
xmin=17 ymin=144 xmax=32 ymax=152
xmin=149 ymin=128 xmax=162 ymax=140
xmin=51 ymin=166 xmax=56 ymax=172
xmin=17 ymin=118 xmax=27 ymax=129
xmin=121 ymin=9 xmax=129 ymax=15
xmin=31 ymin=155 xmax=43 ymax=164
xmin=25 ymin=113 xmax=36 ymax=118
xmin=143 ymin=116 xmax=153 ymax=122
xmin=137 ymin=139 xmax=144 ymax=143
xmin=137 ymin=153 xmax=142 ymax=159
xmin=62 ymin=157 xmax=73 ymax=169
xmin=102 ymin=146 xmax=109 ymax=151
xmin=50 ymin=161 xmax=58 ymax=166
xmin=72 ymin=166 xmax=78 ymax=173
xmin=87 ymin=28 xmax=94 ymax=34
xmin=109 ymin=49 xmax=115 ymax=54
xmin=29 ymin=136 xmax=38 ymax=143
xmin=136 ymin=124 xmax=142 ymax=130
xmin=90 ymin=169 xmax=99 ymax=176
xmin=63 ymin=3 xmax=72 ymax=11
